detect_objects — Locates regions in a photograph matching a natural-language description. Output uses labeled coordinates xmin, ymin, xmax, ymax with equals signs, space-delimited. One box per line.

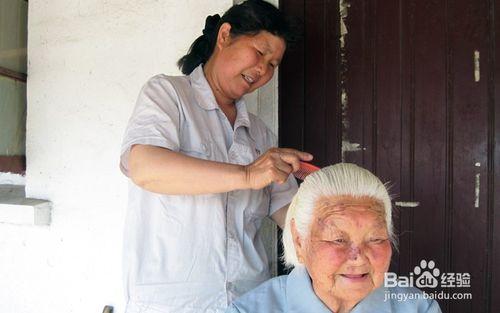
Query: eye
xmin=324 ymin=238 xmax=347 ymax=245
xmin=369 ymin=238 xmax=387 ymax=244
xmin=256 ymin=49 xmax=264 ymax=56
xmin=269 ymin=62 xmax=277 ymax=69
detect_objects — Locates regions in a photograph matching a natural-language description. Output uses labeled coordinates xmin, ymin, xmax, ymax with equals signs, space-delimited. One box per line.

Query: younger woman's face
xmin=207 ymin=23 xmax=286 ymax=104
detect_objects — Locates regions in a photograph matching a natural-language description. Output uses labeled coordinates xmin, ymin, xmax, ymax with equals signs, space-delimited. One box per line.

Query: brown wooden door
xmin=279 ymin=0 xmax=500 ymax=312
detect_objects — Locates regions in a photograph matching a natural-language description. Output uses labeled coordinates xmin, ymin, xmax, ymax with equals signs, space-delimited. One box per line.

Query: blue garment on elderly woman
xmin=226 ymin=266 xmax=442 ymax=313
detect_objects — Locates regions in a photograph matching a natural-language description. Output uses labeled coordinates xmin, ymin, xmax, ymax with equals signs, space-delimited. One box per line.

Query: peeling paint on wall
xmin=342 ymin=140 xmax=361 ymax=152
xmin=474 ymin=162 xmax=480 ymax=208
xmin=395 ymin=201 xmax=420 ymax=208
xmin=339 ymin=0 xmax=349 ymax=49
xmin=339 ymin=0 xmax=357 ymax=162
xmin=342 ymin=140 xmax=362 ymax=163
xmin=475 ymin=173 xmax=480 ymax=208
xmin=474 ymin=51 xmax=480 ymax=82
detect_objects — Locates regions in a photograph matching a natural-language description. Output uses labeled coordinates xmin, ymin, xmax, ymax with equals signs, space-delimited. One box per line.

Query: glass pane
xmin=0 ymin=0 xmax=28 ymax=73
xmin=0 ymin=75 xmax=26 ymax=155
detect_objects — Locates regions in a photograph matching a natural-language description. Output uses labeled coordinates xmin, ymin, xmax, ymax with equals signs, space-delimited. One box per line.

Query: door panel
xmin=492 ymin=0 xmax=500 ymax=311
xmin=279 ymin=0 xmax=499 ymax=311
xmin=449 ymin=1 xmax=491 ymax=311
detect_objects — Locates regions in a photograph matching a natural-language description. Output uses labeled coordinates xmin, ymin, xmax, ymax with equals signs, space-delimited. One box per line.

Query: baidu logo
xmin=385 ymin=259 xmax=471 ymax=289
xmin=413 ymin=260 xmax=440 ymax=288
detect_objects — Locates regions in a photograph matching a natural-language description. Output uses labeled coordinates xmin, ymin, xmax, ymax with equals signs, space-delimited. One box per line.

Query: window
xmin=0 ymin=0 xmax=28 ymax=174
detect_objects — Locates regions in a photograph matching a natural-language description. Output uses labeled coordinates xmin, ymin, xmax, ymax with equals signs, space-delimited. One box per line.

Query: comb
xmin=293 ymin=161 xmax=320 ymax=180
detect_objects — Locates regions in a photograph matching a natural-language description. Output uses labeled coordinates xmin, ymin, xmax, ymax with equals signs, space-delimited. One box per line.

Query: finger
xmin=277 ymin=153 xmax=301 ymax=172
xmin=276 ymin=148 xmax=313 ymax=161
xmin=274 ymin=157 xmax=294 ymax=174
xmin=270 ymin=166 xmax=290 ymax=184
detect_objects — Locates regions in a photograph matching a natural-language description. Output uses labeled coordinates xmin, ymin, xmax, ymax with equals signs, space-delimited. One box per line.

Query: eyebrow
xmin=317 ymin=215 xmax=387 ymax=232
xmin=258 ymin=40 xmax=277 ymax=56
xmin=315 ymin=225 xmax=389 ymax=242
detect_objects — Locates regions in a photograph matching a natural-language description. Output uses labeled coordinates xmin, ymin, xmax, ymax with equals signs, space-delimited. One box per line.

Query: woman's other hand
xmin=244 ymin=148 xmax=313 ymax=190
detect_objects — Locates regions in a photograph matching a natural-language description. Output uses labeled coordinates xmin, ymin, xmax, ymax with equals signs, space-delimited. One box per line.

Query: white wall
xmin=0 ymin=1 xmax=233 ymax=312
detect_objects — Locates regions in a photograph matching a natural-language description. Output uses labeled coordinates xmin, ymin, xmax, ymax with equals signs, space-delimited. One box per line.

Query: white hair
xmin=282 ymin=163 xmax=394 ymax=268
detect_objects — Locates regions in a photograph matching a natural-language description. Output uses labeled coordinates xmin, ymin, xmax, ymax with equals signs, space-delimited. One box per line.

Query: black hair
xmin=177 ymin=0 xmax=301 ymax=75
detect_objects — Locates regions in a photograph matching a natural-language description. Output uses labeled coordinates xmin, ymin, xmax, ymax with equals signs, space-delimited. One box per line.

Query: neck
xmin=312 ymin=283 xmax=358 ymax=313
xmin=203 ymin=58 xmax=234 ymax=107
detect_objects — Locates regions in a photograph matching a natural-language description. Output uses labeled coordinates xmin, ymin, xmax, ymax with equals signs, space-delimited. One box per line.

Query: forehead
xmin=312 ymin=196 xmax=387 ymax=231
xmin=241 ymin=31 xmax=286 ymax=53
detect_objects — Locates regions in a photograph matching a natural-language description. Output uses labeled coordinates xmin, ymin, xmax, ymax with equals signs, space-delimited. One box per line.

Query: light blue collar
xmin=286 ymin=266 xmax=394 ymax=313
xmin=350 ymin=286 xmax=392 ymax=313
xmin=286 ymin=266 xmax=332 ymax=313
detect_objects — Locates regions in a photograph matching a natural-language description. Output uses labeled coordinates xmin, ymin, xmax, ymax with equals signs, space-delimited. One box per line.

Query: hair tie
xmin=202 ymin=14 xmax=221 ymax=37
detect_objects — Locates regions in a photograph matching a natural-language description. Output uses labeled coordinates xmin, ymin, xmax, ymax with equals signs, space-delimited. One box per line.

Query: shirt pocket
xmin=231 ymin=141 xmax=262 ymax=165
xmin=179 ymin=135 xmax=212 ymax=160
xmin=244 ymin=187 xmax=271 ymax=220
xmin=243 ymin=187 xmax=271 ymax=248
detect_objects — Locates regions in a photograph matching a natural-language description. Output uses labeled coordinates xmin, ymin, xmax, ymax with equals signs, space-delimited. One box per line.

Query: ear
xmin=216 ymin=22 xmax=232 ymax=50
xmin=291 ymin=218 xmax=306 ymax=264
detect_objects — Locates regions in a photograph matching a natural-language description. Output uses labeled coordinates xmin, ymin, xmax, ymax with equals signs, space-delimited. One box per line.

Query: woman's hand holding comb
xmin=243 ymin=148 xmax=313 ymax=190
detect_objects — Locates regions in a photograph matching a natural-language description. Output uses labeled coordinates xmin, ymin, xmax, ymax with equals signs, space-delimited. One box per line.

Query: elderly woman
xmin=226 ymin=163 xmax=442 ymax=313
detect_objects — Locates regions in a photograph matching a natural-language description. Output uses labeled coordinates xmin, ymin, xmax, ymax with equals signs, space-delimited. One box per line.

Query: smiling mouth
xmin=242 ymin=74 xmax=255 ymax=85
xmin=341 ymin=273 xmax=369 ymax=281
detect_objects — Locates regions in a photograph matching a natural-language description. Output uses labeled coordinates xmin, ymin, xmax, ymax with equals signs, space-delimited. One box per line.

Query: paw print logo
xmin=413 ymin=260 xmax=440 ymax=288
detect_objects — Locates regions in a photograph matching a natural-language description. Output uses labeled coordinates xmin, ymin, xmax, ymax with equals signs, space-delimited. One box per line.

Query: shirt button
xmin=201 ymin=143 xmax=208 ymax=153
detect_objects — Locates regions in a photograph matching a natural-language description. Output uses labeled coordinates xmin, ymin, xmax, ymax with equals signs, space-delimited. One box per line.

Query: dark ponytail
xmin=176 ymin=14 xmax=221 ymax=75
xmin=177 ymin=0 xmax=300 ymax=75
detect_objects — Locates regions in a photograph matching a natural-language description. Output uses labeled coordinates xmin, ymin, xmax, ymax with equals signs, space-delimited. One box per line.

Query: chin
xmin=335 ymin=277 xmax=376 ymax=299
xmin=229 ymin=87 xmax=249 ymax=100
xmin=336 ymin=287 xmax=373 ymax=304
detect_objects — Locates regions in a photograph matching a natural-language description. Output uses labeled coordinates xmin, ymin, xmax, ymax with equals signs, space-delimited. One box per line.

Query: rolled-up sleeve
xmin=120 ymin=75 xmax=181 ymax=177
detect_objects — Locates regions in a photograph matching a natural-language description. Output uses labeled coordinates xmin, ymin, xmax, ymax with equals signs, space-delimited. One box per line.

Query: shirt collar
xmin=350 ymin=287 xmax=392 ymax=313
xmin=189 ymin=64 xmax=219 ymax=111
xmin=189 ymin=65 xmax=254 ymax=137
xmin=189 ymin=64 xmax=251 ymax=124
xmin=234 ymin=98 xmax=251 ymax=130
xmin=286 ymin=266 xmax=393 ymax=313
xmin=286 ymin=266 xmax=332 ymax=313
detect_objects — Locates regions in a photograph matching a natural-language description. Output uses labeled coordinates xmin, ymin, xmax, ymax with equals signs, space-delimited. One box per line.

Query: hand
xmin=243 ymin=147 xmax=313 ymax=190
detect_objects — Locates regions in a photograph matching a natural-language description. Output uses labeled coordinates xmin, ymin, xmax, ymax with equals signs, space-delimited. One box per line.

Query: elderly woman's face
xmin=295 ymin=196 xmax=392 ymax=307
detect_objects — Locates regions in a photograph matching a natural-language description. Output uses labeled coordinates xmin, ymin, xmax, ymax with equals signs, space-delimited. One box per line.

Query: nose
xmin=349 ymin=246 xmax=361 ymax=260
xmin=256 ymin=59 xmax=268 ymax=78
xmin=347 ymin=245 xmax=369 ymax=265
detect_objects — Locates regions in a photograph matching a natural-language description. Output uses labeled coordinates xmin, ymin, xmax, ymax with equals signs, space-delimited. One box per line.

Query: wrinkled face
xmin=209 ymin=24 xmax=286 ymax=102
xmin=293 ymin=196 xmax=392 ymax=306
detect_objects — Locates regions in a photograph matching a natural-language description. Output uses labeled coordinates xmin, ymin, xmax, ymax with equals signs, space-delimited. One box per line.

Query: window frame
xmin=0 ymin=0 xmax=29 ymax=176
xmin=0 ymin=66 xmax=27 ymax=175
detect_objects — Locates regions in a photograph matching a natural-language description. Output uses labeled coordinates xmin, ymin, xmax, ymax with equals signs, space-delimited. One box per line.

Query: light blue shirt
xmin=226 ymin=266 xmax=442 ymax=313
